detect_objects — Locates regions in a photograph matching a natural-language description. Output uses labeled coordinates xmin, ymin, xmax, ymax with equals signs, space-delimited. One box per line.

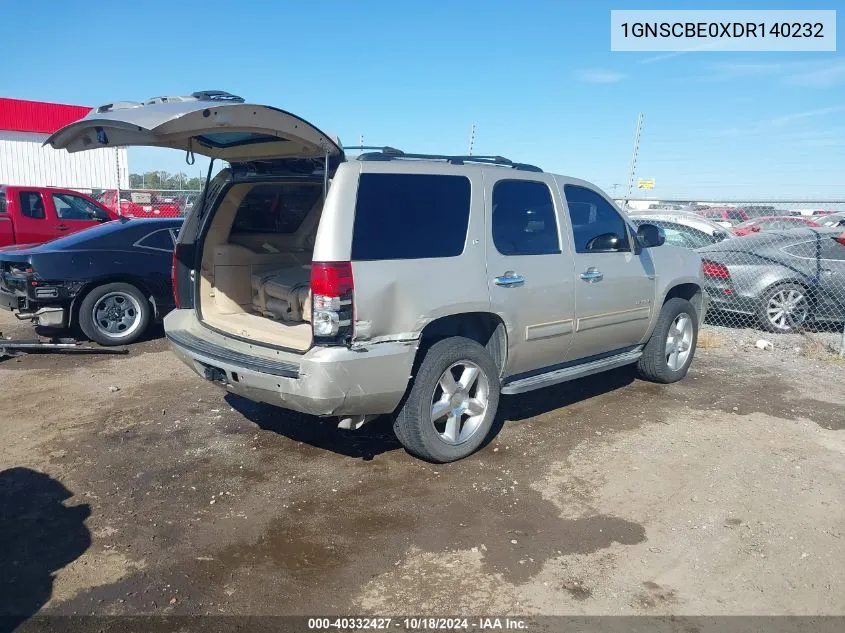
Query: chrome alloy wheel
xmin=766 ymin=288 xmax=809 ymax=331
xmin=92 ymin=291 xmax=143 ymax=340
xmin=665 ymin=312 xmax=694 ymax=371
xmin=430 ymin=361 xmax=490 ymax=445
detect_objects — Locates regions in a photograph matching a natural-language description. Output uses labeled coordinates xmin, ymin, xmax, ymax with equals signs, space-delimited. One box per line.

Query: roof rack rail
xmin=351 ymin=148 xmax=542 ymax=172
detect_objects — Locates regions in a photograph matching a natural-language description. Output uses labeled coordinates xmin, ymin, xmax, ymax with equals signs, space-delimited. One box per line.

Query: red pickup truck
xmin=96 ymin=189 xmax=183 ymax=218
xmin=0 ymin=185 xmax=118 ymax=247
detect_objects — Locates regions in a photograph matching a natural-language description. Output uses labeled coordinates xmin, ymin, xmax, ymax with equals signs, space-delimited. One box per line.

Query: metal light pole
xmin=625 ymin=113 xmax=644 ymax=204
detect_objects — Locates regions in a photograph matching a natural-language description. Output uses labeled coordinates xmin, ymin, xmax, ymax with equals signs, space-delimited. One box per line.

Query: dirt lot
xmin=1 ymin=308 xmax=844 ymax=622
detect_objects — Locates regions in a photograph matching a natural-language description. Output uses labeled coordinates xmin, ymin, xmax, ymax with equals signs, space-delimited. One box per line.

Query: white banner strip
xmin=611 ymin=10 xmax=836 ymax=52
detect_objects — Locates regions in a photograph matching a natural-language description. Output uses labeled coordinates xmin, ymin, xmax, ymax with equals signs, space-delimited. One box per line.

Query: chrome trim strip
xmin=525 ymin=318 xmax=574 ymax=341
xmin=576 ymin=306 xmax=651 ymax=332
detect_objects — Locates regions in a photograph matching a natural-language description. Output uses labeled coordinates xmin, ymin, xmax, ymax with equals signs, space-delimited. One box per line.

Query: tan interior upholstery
xmin=196 ymin=181 xmax=323 ymax=351
xmin=251 ymin=265 xmax=312 ymax=322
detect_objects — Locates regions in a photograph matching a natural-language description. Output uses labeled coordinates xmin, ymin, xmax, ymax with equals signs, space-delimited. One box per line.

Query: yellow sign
xmin=637 ymin=179 xmax=656 ymax=190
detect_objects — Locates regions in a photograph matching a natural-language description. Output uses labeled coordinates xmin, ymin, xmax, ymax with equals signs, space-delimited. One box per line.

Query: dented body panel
xmin=317 ymin=161 xmax=492 ymax=346
xmin=165 ymin=308 xmax=416 ymax=416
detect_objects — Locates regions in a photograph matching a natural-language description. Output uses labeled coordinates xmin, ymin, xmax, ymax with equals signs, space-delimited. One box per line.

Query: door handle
xmin=56 ymin=225 xmax=70 ymax=231
xmin=494 ymin=271 xmax=525 ymax=288
xmin=580 ymin=267 xmax=604 ymax=283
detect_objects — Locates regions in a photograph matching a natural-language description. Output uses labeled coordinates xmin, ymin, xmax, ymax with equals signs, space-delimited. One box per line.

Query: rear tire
xmin=637 ymin=298 xmax=698 ymax=384
xmin=78 ymin=282 xmax=150 ymax=346
xmin=757 ymin=282 xmax=810 ymax=333
xmin=393 ymin=337 xmax=500 ymax=463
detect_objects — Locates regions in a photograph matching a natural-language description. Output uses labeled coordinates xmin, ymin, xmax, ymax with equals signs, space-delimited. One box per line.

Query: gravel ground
xmin=1 ymin=309 xmax=844 ymax=626
xmin=699 ymin=323 xmax=845 ymax=374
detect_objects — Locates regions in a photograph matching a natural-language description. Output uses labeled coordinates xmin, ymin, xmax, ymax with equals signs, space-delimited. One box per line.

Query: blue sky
xmin=3 ymin=0 xmax=843 ymax=199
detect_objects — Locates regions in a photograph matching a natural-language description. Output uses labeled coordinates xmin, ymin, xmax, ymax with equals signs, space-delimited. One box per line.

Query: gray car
xmin=47 ymin=92 xmax=707 ymax=462
xmin=698 ymin=228 xmax=845 ymax=332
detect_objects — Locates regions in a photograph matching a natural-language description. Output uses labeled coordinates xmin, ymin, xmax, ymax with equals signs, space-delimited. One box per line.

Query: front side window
xmin=19 ymin=192 xmax=45 ymax=219
xmin=563 ymin=185 xmax=630 ymax=253
xmin=0 ymin=191 xmax=6 ymax=213
xmin=351 ymin=173 xmax=471 ymax=260
xmin=727 ymin=211 xmax=745 ymax=223
xmin=231 ymin=183 xmax=322 ymax=235
xmin=491 ymin=180 xmax=560 ymax=256
xmin=52 ymin=194 xmax=109 ymax=221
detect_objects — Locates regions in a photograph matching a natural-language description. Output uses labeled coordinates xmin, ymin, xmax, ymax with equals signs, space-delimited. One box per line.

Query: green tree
xmin=128 ymin=171 xmax=203 ymax=190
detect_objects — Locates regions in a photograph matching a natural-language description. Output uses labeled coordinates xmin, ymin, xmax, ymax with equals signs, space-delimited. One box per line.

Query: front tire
xmin=393 ymin=337 xmax=500 ymax=463
xmin=637 ymin=298 xmax=698 ymax=383
xmin=78 ymin=282 xmax=150 ymax=346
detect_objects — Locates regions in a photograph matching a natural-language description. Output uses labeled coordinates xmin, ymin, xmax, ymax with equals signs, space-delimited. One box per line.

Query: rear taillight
xmin=310 ymin=261 xmax=353 ymax=345
xmin=836 ymin=232 xmax=845 ymax=247
xmin=702 ymin=260 xmax=730 ymax=279
xmin=171 ymin=247 xmax=180 ymax=308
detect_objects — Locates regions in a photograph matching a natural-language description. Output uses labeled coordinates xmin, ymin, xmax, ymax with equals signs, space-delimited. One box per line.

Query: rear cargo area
xmin=198 ymin=181 xmax=323 ymax=351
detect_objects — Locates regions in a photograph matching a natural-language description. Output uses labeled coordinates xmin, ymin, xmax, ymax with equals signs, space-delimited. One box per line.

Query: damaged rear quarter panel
xmin=327 ymin=163 xmax=491 ymax=343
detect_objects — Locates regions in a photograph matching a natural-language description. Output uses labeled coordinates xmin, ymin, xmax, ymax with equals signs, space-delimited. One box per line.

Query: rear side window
xmin=727 ymin=211 xmax=745 ymax=222
xmin=491 ymin=180 xmax=559 ymax=256
xmin=230 ymin=183 xmax=321 ymax=235
xmin=785 ymin=236 xmax=845 ymax=261
xmin=563 ymin=185 xmax=630 ymax=253
xmin=137 ymin=228 xmax=176 ymax=252
xmin=0 ymin=191 xmax=6 ymax=213
xmin=19 ymin=192 xmax=45 ymax=219
xmin=351 ymin=173 xmax=471 ymax=260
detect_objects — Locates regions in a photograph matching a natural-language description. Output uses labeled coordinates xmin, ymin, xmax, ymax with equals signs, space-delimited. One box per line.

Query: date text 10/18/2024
xmin=307 ymin=617 xmax=528 ymax=630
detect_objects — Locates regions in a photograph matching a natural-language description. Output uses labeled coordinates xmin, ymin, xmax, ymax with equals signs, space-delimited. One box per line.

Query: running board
xmin=501 ymin=349 xmax=642 ymax=395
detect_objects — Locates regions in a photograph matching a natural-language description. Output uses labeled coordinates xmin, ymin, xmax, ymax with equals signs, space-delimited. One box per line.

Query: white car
xmin=816 ymin=212 xmax=845 ymax=227
xmin=627 ymin=211 xmax=732 ymax=249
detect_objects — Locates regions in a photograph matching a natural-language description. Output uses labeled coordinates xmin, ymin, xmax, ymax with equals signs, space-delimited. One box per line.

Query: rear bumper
xmin=0 ymin=288 xmax=20 ymax=310
xmin=702 ymin=280 xmax=757 ymax=316
xmin=163 ymin=309 xmax=417 ymax=417
xmin=0 ymin=286 xmax=68 ymax=326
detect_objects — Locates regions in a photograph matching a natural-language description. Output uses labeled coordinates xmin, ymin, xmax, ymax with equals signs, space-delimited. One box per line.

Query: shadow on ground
xmin=226 ymin=366 xmax=638 ymax=460
xmin=0 ymin=468 xmax=91 ymax=633
xmin=226 ymin=393 xmax=403 ymax=460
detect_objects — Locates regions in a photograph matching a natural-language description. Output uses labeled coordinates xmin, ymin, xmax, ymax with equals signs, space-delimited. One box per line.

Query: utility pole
xmin=359 ymin=135 xmax=364 ymax=147
xmin=610 ymin=183 xmax=623 ymax=198
xmin=468 ymin=123 xmax=476 ymax=156
xmin=625 ymin=113 xmax=644 ymax=204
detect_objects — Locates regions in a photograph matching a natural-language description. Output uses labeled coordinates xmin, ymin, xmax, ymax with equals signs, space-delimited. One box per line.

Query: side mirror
xmin=586 ymin=232 xmax=626 ymax=252
xmin=636 ymin=223 xmax=665 ymax=248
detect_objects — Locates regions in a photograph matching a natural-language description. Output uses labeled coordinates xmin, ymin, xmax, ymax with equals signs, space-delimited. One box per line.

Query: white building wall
xmin=0 ymin=131 xmax=129 ymax=190
xmin=625 ymin=199 xmax=659 ymax=211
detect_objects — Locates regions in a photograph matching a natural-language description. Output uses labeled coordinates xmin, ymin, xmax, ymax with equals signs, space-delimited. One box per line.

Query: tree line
xmin=128 ymin=171 xmax=203 ymax=190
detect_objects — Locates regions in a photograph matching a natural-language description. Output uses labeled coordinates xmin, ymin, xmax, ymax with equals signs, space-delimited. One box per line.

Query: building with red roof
xmin=0 ymin=97 xmax=128 ymax=190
